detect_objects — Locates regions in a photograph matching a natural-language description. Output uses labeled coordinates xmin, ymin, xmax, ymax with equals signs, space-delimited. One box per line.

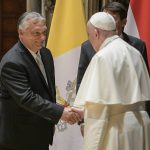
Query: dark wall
xmin=0 ymin=0 xmax=26 ymax=59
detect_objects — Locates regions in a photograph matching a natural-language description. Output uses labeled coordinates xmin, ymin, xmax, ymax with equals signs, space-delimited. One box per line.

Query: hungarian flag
xmin=47 ymin=0 xmax=87 ymax=149
xmin=124 ymin=0 xmax=150 ymax=68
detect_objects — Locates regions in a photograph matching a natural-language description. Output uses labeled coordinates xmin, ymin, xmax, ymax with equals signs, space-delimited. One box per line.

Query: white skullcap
xmin=89 ymin=12 xmax=116 ymax=31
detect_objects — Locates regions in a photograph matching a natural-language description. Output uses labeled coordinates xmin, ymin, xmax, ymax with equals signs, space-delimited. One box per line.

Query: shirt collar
xmin=100 ymin=35 xmax=119 ymax=50
xmin=28 ymin=49 xmax=38 ymax=59
xmin=19 ymin=40 xmax=39 ymax=59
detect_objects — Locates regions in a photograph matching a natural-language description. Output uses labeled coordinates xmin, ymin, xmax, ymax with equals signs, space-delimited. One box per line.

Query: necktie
xmin=35 ymin=52 xmax=48 ymax=84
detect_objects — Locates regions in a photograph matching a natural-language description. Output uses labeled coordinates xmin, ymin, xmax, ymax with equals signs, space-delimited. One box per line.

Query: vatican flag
xmin=47 ymin=0 xmax=87 ymax=149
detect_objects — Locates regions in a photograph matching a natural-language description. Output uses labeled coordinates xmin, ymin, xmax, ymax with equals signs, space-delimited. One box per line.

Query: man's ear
xmin=122 ymin=18 xmax=127 ymax=28
xmin=18 ymin=29 xmax=23 ymax=35
xmin=94 ymin=28 xmax=100 ymax=38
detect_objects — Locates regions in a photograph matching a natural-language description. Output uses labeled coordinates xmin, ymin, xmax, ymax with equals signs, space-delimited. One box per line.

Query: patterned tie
xmin=35 ymin=52 xmax=48 ymax=84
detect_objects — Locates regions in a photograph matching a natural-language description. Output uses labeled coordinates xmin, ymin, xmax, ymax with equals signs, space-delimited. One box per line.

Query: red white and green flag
xmin=124 ymin=0 xmax=150 ymax=68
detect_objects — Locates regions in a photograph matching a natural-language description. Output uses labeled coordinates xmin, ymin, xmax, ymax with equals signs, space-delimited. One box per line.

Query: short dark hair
xmin=102 ymin=2 xmax=127 ymax=20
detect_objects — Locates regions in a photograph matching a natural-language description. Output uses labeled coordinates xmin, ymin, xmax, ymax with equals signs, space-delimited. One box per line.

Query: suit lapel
xmin=40 ymin=49 xmax=56 ymax=100
xmin=18 ymin=41 xmax=49 ymax=91
xmin=122 ymin=32 xmax=132 ymax=46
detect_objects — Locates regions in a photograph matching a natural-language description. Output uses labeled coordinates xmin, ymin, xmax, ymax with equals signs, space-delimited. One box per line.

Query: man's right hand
xmin=60 ymin=107 xmax=83 ymax=124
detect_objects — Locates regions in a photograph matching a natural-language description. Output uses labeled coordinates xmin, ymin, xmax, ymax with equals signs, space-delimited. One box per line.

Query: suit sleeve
xmin=1 ymin=62 xmax=64 ymax=124
xmin=76 ymin=44 xmax=90 ymax=93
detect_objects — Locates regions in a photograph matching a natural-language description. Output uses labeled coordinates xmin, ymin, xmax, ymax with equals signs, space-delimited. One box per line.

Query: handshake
xmin=60 ymin=106 xmax=84 ymax=125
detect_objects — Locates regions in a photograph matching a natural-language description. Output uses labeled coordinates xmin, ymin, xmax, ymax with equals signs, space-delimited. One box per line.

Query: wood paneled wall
xmin=0 ymin=0 xmax=26 ymax=59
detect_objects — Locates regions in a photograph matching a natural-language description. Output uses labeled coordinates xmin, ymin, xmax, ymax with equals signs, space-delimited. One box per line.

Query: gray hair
xmin=17 ymin=12 xmax=46 ymax=30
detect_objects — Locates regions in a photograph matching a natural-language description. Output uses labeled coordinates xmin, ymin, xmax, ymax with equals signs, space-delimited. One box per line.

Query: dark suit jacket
xmin=76 ymin=32 xmax=150 ymax=116
xmin=0 ymin=41 xmax=64 ymax=150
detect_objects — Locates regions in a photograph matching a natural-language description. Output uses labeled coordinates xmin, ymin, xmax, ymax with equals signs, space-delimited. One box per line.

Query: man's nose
xmin=40 ymin=34 xmax=46 ymax=41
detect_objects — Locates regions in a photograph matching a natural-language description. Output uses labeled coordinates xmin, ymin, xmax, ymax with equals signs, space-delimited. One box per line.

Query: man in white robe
xmin=74 ymin=12 xmax=150 ymax=150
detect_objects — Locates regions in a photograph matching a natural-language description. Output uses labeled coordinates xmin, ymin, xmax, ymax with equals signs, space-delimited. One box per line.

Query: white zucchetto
xmin=89 ymin=12 xmax=116 ymax=31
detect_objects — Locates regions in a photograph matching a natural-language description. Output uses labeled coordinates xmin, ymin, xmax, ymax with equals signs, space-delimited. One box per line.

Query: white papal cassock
xmin=74 ymin=35 xmax=150 ymax=150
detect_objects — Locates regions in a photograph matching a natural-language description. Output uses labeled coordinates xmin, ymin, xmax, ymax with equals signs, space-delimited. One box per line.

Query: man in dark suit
xmin=77 ymin=2 xmax=150 ymax=132
xmin=0 ymin=12 xmax=82 ymax=150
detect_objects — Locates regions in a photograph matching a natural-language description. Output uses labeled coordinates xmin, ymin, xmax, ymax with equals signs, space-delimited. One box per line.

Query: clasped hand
xmin=60 ymin=107 xmax=83 ymax=125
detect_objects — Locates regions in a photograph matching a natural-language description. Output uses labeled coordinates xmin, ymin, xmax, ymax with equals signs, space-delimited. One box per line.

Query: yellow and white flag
xmin=47 ymin=0 xmax=87 ymax=149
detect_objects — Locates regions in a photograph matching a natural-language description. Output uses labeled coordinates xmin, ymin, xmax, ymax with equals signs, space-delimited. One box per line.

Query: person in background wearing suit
xmin=0 ymin=12 xmax=82 ymax=150
xmin=76 ymin=2 xmax=150 ymax=135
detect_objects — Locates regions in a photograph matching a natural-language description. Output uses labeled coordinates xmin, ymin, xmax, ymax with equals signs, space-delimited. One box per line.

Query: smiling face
xmin=18 ymin=19 xmax=47 ymax=53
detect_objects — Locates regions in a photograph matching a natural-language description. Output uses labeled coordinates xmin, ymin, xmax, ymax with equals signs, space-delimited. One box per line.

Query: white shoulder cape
xmin=74 ymin=36 xmax=150 ymax=107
